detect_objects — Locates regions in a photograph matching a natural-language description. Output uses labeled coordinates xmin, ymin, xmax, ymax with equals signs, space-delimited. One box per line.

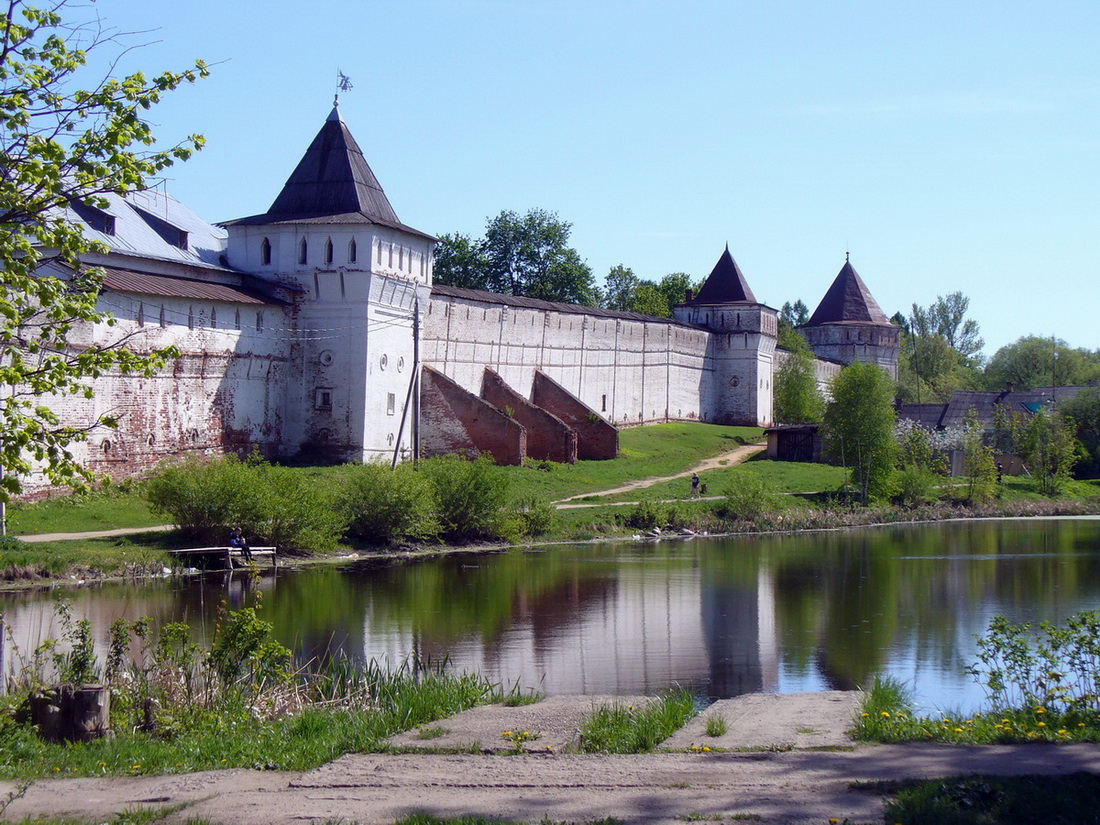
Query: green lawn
xmin=7 ymin=487 xmax=163 ymax=535
xmin=502 ymin=423 xmax=763 ymax=502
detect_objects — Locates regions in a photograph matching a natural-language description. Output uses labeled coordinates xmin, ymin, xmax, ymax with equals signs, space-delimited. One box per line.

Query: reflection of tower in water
xmin=700 ymin=560 xmax=779 ymax=698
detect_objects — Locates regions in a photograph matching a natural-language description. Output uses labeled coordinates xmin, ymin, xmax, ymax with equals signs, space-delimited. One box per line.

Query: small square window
xmin=387 ymin=393 xmax=396 ymax=415
xmin=315 ymin=388 xmax=333 ymax=409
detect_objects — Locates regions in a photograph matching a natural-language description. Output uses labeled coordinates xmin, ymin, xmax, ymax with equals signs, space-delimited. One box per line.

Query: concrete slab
xmin=661 ymin=691 xmax=862 ymax=750
xmin=385 ymin=694 xmax=652 ymax=754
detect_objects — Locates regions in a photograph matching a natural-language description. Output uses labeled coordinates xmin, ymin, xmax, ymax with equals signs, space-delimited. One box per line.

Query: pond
xmin=3 ymin=517 xmax=1100 ymax=714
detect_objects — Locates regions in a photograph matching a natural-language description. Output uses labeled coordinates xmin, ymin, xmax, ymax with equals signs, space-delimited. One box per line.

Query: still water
xmin=3 ymin=517 xmax=1100 ymax=714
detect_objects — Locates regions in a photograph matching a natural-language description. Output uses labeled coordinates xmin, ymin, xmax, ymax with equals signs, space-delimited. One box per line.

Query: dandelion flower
xmin=880 ymin=711 xmax=891 ymax=718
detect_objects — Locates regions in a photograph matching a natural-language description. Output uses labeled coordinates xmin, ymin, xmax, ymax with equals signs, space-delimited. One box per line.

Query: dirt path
xmin=6 ymin=744 xmax=1100 ymax=825
xmin=554 ymin=443 xmax=765 ymax=505
xmin=16 ymin=525 xmax=173 ymax=543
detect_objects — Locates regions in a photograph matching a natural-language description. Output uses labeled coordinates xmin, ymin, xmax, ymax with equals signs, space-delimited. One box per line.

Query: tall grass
xmin=580 ymin=689 xmax=697 ymax=753
xmin=0 ymin=601 xmax=501 ymax=779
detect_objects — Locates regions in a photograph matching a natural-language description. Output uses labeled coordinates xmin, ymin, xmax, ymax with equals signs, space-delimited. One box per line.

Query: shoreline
xmin=4 ymin=500 xmax=1099 ymax=593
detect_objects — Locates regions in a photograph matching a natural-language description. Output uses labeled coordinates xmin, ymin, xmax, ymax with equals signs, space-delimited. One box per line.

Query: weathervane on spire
xmin=334 ymin=70 xmax=353 ymax=107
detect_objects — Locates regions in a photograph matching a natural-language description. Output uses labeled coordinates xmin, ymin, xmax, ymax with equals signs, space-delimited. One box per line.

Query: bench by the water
xmin=169 ymin=546 xmax=277 ymax=571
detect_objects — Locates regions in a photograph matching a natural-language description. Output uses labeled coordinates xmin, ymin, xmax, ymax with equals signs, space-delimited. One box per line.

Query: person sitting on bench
xmin=228 ymin=526 xmax=252 ymax=562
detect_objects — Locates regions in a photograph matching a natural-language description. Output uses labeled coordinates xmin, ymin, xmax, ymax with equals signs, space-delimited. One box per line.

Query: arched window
xmin=348 ymin=238 xmax=357 ymax=263
xmin=298 ymin=238 xmax=308 ymax=265
xmin=234 ymin=308 xmax=241 ymax=330
xmin=137 ymin=303 xmax=145 ymax=327
xmin=324 ymin=237 xmax=334 ymax=265
xmin=256 ymin=311 xmax=264 ymax=332
xmin=260 ymin=237 xmax=272 ymax=265
xmin=210 ymin=307 xmax=218 ymax=329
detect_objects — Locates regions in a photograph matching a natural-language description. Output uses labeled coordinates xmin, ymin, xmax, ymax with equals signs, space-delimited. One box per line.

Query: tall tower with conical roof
xmin=802 ymin=256 xmax=899 ymax=378
xmin=222 ymin=101 xmax=435 ymax=461
xmin=673 ymin=246 xmax=778 ymax=426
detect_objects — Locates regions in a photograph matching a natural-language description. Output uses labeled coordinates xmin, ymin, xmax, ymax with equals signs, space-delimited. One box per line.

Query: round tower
xmin=801 ymin=255 xmax=899 ymax=379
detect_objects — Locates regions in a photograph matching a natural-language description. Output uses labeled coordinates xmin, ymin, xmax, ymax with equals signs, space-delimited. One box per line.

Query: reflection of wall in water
xmin=358 ymin=557 xmax=779 ymax=698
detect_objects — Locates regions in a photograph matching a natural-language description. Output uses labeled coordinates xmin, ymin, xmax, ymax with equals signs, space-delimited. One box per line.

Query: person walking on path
xmin=690 ymin=473 xmax=701 ymax=498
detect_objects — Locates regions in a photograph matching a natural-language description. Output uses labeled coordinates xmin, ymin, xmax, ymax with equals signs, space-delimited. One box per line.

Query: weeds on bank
xmin=856 ymin=610 xmax=1100 ymax=744
xmin=580 ymin=689 xmax=696 ymax=753
xmin=397 ymin=816 xmax=623 ymax=825
xmin=0 ymin=600 xmax=501 ymax=780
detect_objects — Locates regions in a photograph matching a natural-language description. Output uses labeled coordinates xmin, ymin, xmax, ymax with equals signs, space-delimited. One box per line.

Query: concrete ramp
xmin=660 ymin=691 xmax=861 ymax=751
xmin=385 ymin=694 xmax=652 ymax=754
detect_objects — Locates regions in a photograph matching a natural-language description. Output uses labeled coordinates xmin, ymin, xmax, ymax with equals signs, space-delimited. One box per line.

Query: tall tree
xmin=780 ymin=300 xmax=810 ymax=327
xmin=1061 ymin=388 xmax=1100 ymax=478
xmin=432 ymin=232 xmax=488 ymax=291
xmin=896 ymin=294 xmax=984 ymax=403
xmin=433 ymin=209 xmax=599 ymax=306
xmin=929 ymin=292 xmax=984 ymax=362
xmin=0 ymin=2 xmax=207 ymax=499
xmin=983 ymin=336 xmax=1100 ymax=391
xmin=773 ymin=348 xmax=825 ymax=424
xmin=823 ymin=361 xmax=897 ymax=502
xmin=603 ymin=264 xmax=639 ymax=311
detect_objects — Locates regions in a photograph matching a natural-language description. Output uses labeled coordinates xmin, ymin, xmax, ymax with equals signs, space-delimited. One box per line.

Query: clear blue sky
xmin=91 ymin=0 xmax=1099 ymax=357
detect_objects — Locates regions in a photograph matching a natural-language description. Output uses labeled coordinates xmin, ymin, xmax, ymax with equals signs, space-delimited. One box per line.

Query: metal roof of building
xmin=683 ymin=245 xmax=758 ymax=304
xmin=101 ymin=266 xmax=284 ymax=305
xmin=805 ymin=257 xmax=891 ymax=326
xmin=431 ymin=284 xmax=705 ymax=329
xmin=221 ymin=105 xmax=434 ymax=241
xmin=60 ymin=189 xmax=231 ymax=271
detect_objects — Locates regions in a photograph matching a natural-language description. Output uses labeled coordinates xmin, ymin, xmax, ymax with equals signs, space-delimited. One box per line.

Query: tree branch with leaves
xmin=0 ymin=1 xmax=208 ymax=499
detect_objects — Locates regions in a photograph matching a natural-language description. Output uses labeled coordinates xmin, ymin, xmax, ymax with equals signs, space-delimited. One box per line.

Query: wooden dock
xmin=169 ymin=546 xmax=277 ymax=571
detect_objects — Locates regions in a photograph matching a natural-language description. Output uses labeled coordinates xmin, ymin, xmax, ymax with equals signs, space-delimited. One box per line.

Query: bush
xmin=513 ymin=494 xmax=558 ymax=537
xmin=717 ymin=474 xmax=778 ymax=521
xmin=145 ymin=456 xmax=343 ymax=551
xmin=894 ymin=465 xmax=940 ymax=509
xmin=419 ymin=455 xmax=517 ymax=542
xmin=624 ymin=499 xmax=662 ymax=529
xmin=145 ymin=455 xmax=266 ymax=539
xmin=338 ymin=463 xmax=439 ymax=546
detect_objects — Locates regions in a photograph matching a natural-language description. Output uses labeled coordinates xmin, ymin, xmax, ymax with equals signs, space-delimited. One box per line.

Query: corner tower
xmin=222 ymin=101 xmax=435 ymax=462
xmin=673 ymin=246 xmax=778 ymax=426
xmin=802 ymin=256 xmax=899 ymax=379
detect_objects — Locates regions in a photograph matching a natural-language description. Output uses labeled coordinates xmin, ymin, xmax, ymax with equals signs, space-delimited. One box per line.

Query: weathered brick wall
xmin=420 ymin=366 xmax=526 ymax=465
xmin=20 ymin=291 xmax=290 ymax=498
xmin=531 ymin=371 xmax=618 ymax=460
xmin=480 ymin=368 xmax=577 ymax=463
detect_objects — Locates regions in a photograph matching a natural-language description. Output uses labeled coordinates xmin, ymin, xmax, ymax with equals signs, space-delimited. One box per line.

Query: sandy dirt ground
xmin=7 ymin=692 xmax=1100 ymax=825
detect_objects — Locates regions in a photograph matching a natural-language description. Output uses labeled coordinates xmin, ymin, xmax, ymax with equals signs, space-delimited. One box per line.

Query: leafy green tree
xmin=929 ymin=292 xmax=984 ymax=363
xmin=897 ymin=295 xmax=984 ymax=403
xmin=656 ymin=272 xmax=697 ymax=311
xmin=1061 ymin=388 xmax=1100 ymax=478
xmin=603 ymin=264 xmax=639 ymax=311
xmin=823 ymin=361 xmax=898 ymax=502
xmin=961 ymin=408 xmax=997 ymax=503
xmin=780 ymin=300 xmax=809 ymax=327
xmin=630 ymin=282 xmax=670 ymax=317
xmin=432 ymin=232 xmax=488 ymax=291
xmin=1005 ymin=409 xmax=1079 ymax=495
xmin=893 ymin=419 xmax=945 ymax=507
xmin=434 ymin=209 xmax=599 ymax=305
xmin=773 ymin=349 xmax=825 ymax=424
xmin=983 ymin=336 xmax=1100 ymax=391
xmin=0 ymin=2 xmax=207 ymax=499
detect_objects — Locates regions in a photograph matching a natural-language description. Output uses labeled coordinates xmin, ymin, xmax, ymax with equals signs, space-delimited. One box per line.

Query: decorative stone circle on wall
xmin=319 ymin=350 xmax=335 ymax=366
xmin=380 ymin=353 xmax=388 ymax=371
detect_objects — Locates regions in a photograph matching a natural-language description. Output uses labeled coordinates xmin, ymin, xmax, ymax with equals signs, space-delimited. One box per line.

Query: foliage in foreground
xmin=580 ymin=689 xmax=696 ymax=753
xmin=0 ymin=1 xmax=208 ymax=500
xmin=856 ymin=612 xmax=1100 ymax=745
xmin=883 ymin=773 xmax=1100 ymax=825
xmin=0 ymin=601 xmax=500 ymax=779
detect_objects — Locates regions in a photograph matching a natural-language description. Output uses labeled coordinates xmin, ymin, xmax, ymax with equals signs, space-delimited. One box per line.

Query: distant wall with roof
xmin=422 ymin=286 xmax=713 ymax=428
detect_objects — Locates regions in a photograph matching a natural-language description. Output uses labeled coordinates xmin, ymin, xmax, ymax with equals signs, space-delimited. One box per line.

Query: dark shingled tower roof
xmin=685 ymin=245 xmax=757 ymax=304
xmin=222 ymin=105 xmax=433 ymax=239
xmin=806 ymin=257 xmax=890 ymax=326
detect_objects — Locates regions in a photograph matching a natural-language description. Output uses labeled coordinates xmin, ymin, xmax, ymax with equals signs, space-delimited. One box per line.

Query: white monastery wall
xmin=423 ymin=291 xmax=713 ymax=427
